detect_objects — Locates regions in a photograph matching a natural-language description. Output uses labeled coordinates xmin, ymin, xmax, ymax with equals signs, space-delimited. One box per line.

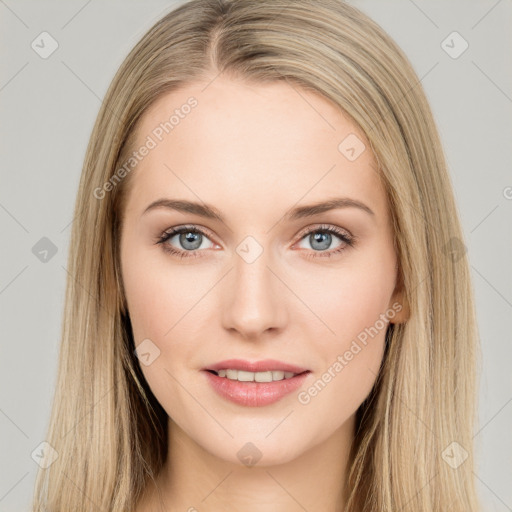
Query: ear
xmin=387 ymin=263 xmax=410 ymax=324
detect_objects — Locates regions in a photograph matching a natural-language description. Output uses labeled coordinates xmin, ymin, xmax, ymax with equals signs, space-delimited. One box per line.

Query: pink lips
xmin=202 ymin=358 xmax=311 ymax=407
xmin=204 ymin=358 xmax=309 ymax=374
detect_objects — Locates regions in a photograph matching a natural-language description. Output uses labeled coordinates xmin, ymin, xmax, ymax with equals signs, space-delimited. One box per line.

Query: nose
xmin=222 ymin=242 xmax=288 ymax=340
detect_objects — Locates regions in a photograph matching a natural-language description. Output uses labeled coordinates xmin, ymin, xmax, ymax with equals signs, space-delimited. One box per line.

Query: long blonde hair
xmin=31 ymin=0 xmax=482 ymax=510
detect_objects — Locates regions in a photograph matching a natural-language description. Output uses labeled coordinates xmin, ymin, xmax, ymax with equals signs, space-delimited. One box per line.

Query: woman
xmin=31 ymin=0 xmax=481 ymax=510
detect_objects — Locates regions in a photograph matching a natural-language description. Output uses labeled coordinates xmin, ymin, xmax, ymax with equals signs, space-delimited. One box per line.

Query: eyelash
xmin=155 ymin=224 xmax=356 ymax=260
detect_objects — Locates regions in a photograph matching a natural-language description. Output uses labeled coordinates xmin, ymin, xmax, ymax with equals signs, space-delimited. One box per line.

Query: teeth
xmin=226 ymin=369 xmax=237 ymax=380
xmin=214 ymin=369 xmax=299 ymax=382
xmin=237 ymin=370 xmax=255 ymax=382
xmin=271 ymin=371 xmax=285 ymax=381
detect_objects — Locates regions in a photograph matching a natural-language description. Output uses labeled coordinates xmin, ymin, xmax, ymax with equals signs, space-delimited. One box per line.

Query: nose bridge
xmin=222 ymin=234 xmax=286 ymax=337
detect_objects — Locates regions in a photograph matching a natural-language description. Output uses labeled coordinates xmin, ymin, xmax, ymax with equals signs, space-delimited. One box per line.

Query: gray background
xmin=1 ymin=0 xmax=511 ymax=510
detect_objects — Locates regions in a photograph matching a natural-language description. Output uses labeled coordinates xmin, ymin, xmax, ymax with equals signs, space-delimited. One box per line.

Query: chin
xmin=200 ymin=431 xmax=310 ymax=468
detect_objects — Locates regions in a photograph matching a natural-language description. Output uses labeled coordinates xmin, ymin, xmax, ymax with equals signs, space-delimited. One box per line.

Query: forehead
xmin=125 ymin=75 xmax=387 ymax=223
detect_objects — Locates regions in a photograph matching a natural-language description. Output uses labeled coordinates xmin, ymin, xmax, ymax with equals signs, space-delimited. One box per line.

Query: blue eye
xmin=294 ymin=225 xmax=354 ymax=258
xmin=156 ymin=224 xmax=355 ymax=259
xmin=156 ymin=225 xmax=215 ymax=259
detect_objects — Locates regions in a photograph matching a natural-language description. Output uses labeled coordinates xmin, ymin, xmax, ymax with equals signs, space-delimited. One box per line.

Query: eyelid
xmin=292 ymin=223 xmax=352 ymax=245
xmin=160 ymin=223 xmax=218 ymax=242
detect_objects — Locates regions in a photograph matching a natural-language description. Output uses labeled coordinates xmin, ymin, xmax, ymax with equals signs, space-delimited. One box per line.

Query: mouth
xmin=204 ymin=368 xmax=310 ymax=382
xmin=203 ymin=358 xmax=310 ymax=380
xmin=201 ymin=359 xmax=311 ymax=407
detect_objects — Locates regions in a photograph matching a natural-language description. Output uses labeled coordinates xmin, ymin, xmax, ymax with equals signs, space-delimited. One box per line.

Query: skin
xmin=120 ymin=73 xmax=408 ymax=512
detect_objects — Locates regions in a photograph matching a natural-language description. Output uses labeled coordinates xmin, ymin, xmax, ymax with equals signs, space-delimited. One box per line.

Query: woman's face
xmin=120 ymin=75 xmax=407 ymax=465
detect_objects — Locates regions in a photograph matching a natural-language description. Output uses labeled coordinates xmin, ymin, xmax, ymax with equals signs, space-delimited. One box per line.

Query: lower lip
xmin=202 ymin=370 xmax=311 ymax=407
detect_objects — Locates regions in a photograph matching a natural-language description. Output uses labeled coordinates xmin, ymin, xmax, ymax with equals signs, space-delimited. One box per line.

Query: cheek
xmin=296 ymin=338 xmax=386 ymax=445
xmin=296 ymin=291 xmax=390 ymax=440
xmin=121 ymin=243 xmax=210 ymax=412
xmin=121 ymin=239 xmax=201 ymax=342
xmin=301 ymin=255 xmax=396 ymax=350
xmin=292 ymin=254 xmax=394 ymax=427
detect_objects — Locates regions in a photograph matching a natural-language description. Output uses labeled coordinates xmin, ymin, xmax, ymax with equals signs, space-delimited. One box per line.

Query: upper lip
xmin=204 ymin=359 xmax=309 ymax=374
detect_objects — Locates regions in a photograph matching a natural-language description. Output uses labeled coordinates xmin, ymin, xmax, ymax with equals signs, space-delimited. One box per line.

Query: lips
xmin=201 ymin=358 xmax=311 ymax=407
xmin=204 ymin=358 xmax=309 ymax=374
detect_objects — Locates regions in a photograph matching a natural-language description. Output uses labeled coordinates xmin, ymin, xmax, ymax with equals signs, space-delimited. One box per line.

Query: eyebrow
xmin=142 ymin=197 xmax=375 ymax=222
